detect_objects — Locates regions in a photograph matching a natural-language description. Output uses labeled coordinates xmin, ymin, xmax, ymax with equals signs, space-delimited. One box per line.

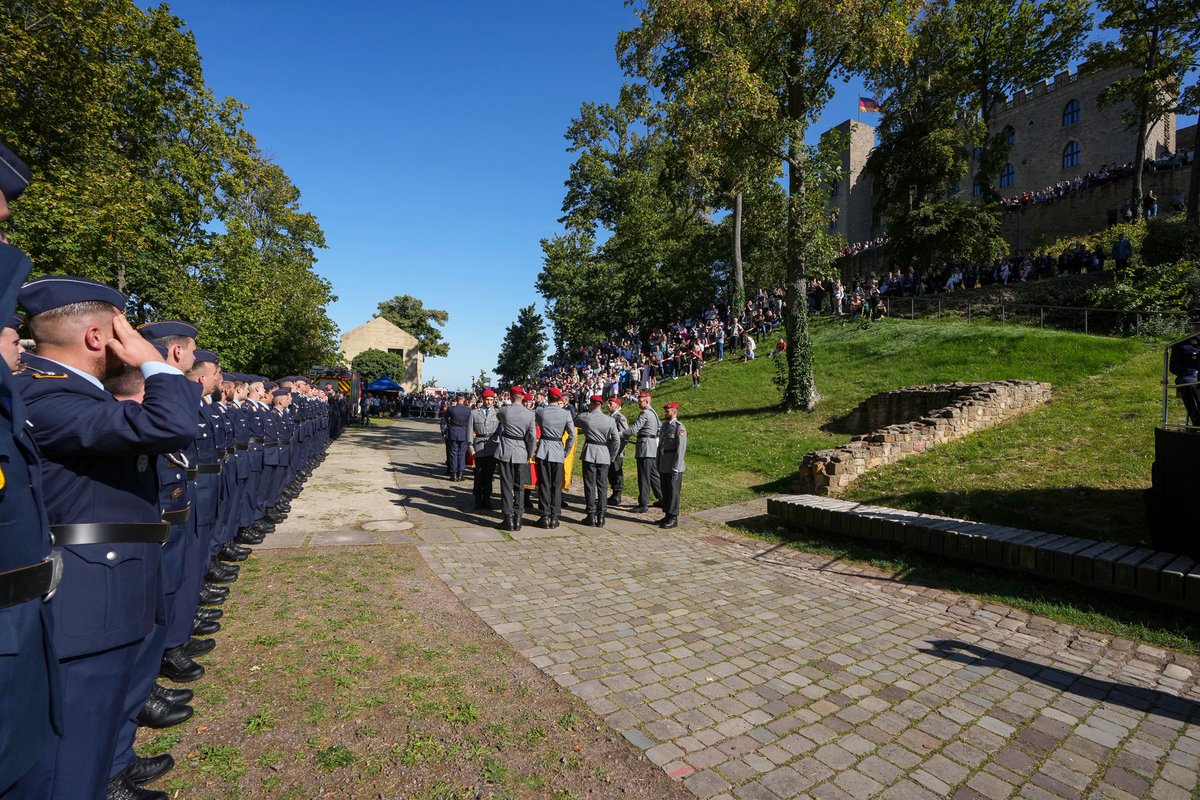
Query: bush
xmin=1088 ymin=258 xmax=1200 ymax=320
xmin=1140 ymin=217 xmax=1200 ymax=267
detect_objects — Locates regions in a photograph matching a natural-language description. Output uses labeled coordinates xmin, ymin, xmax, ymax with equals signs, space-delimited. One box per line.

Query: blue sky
xmin=171 ymin=1 xmax=877 ymax=389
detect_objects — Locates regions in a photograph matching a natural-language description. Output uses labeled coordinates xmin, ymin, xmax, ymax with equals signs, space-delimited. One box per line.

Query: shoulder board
xmin=29 ymin=369 xmax=68 ymax=379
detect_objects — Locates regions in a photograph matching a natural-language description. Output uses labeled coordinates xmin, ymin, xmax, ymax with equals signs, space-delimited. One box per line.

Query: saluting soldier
xmin=493 ymin=385 xmax=536 ymax=531
xmin=14 ymin=276 xmax=197 ymax=800
xmin=657 ymin=401 xmax=687 ymax=529
xmin=606 ymin=394 xmax=629 ymax=506
xmin=0 ymin=142 xmax=60 ymax=799
xmin=577 ymin=394 xmax=619 ymax=527
xmin=622 ymin=391 xmax=661 ymax=513
xmin=534 ymin=387 xmax=575 ymax=528
xmin=468 ymin=388 xmax=500 ymax=509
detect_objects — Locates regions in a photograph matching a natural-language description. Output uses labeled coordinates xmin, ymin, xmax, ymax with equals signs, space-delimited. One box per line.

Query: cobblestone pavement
xmin=381 ymin=419 xmax=1200 ymax=799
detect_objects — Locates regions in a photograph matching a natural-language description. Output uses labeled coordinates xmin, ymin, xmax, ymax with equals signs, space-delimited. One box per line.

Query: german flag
xmin=859 ymin=97 xmax=881 ymax=113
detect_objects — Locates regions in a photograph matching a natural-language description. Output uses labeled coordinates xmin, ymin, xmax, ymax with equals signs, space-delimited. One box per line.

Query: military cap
xmin=4 ymin=313 xmax=23 ymax=332
xmin=0 ymin=142 xmax=32 ymax=201
xmin=664 ymin=401 xmax=680 ymax=410
xmin=547 ymin=387 xmax=563 ymax=400
xmin=638 ymin=391 xmax=652 ymax=398
xmin=480 ymin=388 xmax=495 ymax=398
xmin=19 ymin=275 xmax=126 ymax=316
xmin=510 ymin=385 xmax=526 ymax=397
xmin=139 ymin=320 xmax=198 ymax=340
xmin=264 ymin=381 xmax=276 ymax=390
xmin=194 ymin=349 xmax=219 ymax=365
xmin=589 ymin=394 xmax=603 ymax=404
xmin=271 ymin=387 xmax=290 ymax=397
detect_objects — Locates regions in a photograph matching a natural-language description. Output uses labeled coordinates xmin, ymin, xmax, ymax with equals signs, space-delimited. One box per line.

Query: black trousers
xmin=636 ymin=456 xmax=661 ymax=507
xmin=1179 ymin=381 xmax=1200 ymax=427
xmin=473 ymin=454 xmax=496 ymax=504
xmin=536 ymin=459 xmax=563 ymax=520
xmin=660 ymin=469 xmax=682 ymax=518
xmin=583 ymin=461 xmax=608 ymax=516
xmin=498 ymin=460 xmax=526 ymax=519
xmin=608 ymin=450 xmax=625 ymax=496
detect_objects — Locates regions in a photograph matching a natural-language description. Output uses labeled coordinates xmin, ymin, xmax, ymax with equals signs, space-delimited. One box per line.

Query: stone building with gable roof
xmin=339 ymin=316 xmax=423 ymax=393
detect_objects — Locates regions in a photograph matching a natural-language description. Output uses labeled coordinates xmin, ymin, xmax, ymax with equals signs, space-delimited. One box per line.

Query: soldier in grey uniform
xmin=468 ymin=389 xmax=500 ymax=510
xmin=577 ymin=394 xmax=619 ymax=527
xmin=493 ymin=386 xmax=536 ymax=531
xmin=534 ymin=387 xmax=575 ymax=528
xmin=606 ymin=395 xmax=629 ymax=506
xmin=657 ymin=401 xmax=687 ymax=528
xmin=622 ymin=390 xmax=661 ymax=513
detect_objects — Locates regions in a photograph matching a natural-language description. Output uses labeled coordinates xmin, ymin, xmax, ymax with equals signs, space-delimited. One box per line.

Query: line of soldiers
xmin=0 ymin=142 xmax=348 ymax=800
xmin=454 ymin=385 xmax=687 ymax=531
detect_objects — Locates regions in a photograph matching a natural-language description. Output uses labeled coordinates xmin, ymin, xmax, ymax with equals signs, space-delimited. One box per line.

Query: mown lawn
xmin=627 ymin=316 xmax=1154 ymax=545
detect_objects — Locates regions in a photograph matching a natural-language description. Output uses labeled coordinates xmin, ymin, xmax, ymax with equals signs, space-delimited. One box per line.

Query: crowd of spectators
xmin=999 ymin=150 xmax=1192 ymax=211
xmin=837 ymin=236 xmax=887 ymax=259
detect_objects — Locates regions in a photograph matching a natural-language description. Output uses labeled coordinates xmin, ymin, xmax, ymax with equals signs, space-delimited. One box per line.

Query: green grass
xmin=640 ymin=316 xmax=1152 ymax=543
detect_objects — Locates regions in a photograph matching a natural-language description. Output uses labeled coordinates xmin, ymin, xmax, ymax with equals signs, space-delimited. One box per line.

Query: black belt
xmin=247 ymin=437 xmax=264 ymax=444
xmin=265 ymin=440 xmax=280 ymax=447
xmin=51 ymin=522 xmax=170 ymax=546
xmin=186 ymin=468 xmax=198 ymax=480
xmin=162 ymin=506 xmax=191 ymax=525
xmin=236 ymin=443 xmax=248 ymax=450
xmin=0 ymin=558 xmax=60 ymax=609
xmin=196 ymin=464 xmax=222 ymax=474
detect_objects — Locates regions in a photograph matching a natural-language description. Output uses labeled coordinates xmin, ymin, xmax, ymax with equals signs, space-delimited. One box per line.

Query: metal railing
xmin=854 ymin=296 xmax=1194 ymax=338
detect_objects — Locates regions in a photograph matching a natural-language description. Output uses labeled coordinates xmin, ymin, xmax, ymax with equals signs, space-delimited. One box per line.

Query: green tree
xmin=472 ymin=369 xmax=491 ymax=390
xmin=620 ymin=0 xmax=915 ymax=410
xmin=1086 ymin=0 xmax=1199 ymax=218
xmin=495 ymin=305 xmax=548 ymax=388
xmin=351 ymin=348 xmax=408 ymax=384
xmin=375 ymin=295 xmax=450 ymax=358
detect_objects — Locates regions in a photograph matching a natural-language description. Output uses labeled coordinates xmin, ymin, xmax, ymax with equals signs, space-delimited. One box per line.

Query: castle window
xmin=973 ymin=147 xmax=983 ymax=161
xmin=1063 ymin=99 xmax=1081 ymax=126
xmin=972 ymin=180 xmax=982 ymax=197
xmin=1003 ymin=126 xmax=1015 ymax=146
xmin=1062 ymin=141 xmax=1081 ymax=169
xmin=1000 ymin=163 xmax=1015 ymax=188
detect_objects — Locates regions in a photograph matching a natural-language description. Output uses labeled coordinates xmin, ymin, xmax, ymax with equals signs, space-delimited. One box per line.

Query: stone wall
xmin=798 ymin=380 xmax=1052 ymax=494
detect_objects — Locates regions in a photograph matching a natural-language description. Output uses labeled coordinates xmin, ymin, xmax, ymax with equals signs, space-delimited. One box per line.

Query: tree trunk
xmin=1189 ymin=111 xmax=1200 ymax=225
xmin=1133 ymin=102 xmax=1149 ymax=219
xmin=781 ymin=28 xmax=817 ymax=412
xmin=732 ymin=190 xmax=745 ymax=314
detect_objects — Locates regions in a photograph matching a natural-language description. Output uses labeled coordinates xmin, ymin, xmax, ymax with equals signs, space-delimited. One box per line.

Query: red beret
xmin=664 ymin=401 xmax=680 ymax=409
xmin=481 ymin=389 xmax=495 ymax=398
xmin=638 ymin=391 xmax=652 ymax=398
xmin=510 ymin=386 xmax=525 ymax=397
xmin=590 ymin=394 xmax=603 ymax=404
xmin=547 ymin=387 xmax=563 ymax=400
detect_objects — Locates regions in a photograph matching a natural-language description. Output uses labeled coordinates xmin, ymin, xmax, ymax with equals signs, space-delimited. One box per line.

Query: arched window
xmin=973 ymin=147 xmax=983 ymax=161
xmin=1062 ymin=141 xmax=1081 ymax=169
xmin=1000 ymin=163 xmax=1015 ymax=188
xmin=973 ymin=180 xmax=982 ymax=197
xmin=1063 ymin=99 xmax=1081 ymax=126
xmin=1003 ymin=126 xmax=1015 ymax=146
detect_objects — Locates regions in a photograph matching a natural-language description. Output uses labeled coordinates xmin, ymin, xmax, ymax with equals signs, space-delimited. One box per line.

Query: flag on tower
xmin=859 ymin=97 xmax=881 ymax=113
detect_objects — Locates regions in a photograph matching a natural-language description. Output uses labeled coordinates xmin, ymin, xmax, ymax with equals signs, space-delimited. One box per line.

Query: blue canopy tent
xmin=366 ymin=375 xmax=404 ymax=392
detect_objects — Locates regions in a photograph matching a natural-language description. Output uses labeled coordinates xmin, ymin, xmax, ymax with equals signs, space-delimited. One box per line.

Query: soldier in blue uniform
xmin=13 ymin=275 xmax=197 ymax=800
xmin=0 ymin=142 xmax=60 ymax=800
xmin=1171 ymin=311 xmax=1200 ymax=428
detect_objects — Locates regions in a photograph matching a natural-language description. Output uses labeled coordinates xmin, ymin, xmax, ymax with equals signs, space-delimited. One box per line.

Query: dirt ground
xmin=136 ymin=543 xmax=691 ymax=800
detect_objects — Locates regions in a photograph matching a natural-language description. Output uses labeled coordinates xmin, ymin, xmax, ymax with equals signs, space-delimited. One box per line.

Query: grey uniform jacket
xmin=493 ymin=403 xmax=537 ymax=464
xmin=611 ymin=407 xmax=629 ymax=458
xmin=623 ymin=406 xmax=660 ymax=458
xmin=577 ymin=410 xmax=619 ymax=465
xmin=468 ymin=406 xmax=500 ymax=458
xmin=534 ymin=404 xmax=576 ymax=462
xmin=657 ymin=418 xmax=687 ymax=473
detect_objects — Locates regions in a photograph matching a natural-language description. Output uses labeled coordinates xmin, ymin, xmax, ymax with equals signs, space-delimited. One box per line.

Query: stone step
xmin=766 ymin=494 xmax=1199 ymax=611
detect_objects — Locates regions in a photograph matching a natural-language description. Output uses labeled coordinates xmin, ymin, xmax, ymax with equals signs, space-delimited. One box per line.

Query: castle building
xmin=339 ymin=316 xmax=423 ymax=392
xmin=829 ymin=67 xmax=1189 ymax=261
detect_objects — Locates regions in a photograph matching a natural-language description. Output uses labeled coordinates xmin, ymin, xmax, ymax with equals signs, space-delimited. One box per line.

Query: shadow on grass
xmin=675 ymin=404 xmax=780 ymax=423
xmin=923 ymin=640 xmax=1200 ymax=723
xmin=728 ymin=514 xmax=1200 ymax=654
xmin=846 ymin=486 xmax=1151 ymax=547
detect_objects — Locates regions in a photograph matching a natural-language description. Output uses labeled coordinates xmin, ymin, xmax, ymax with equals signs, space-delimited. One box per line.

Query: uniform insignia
xmin=171 ymin=487 xmax=183 ymax=499
xmin=30 ymin=371 xmax=67 ymax=379
xmin=0 ymin=465 xmax=5 ymax=491
xmin=137 ymin=455 xmax=149 ymax=473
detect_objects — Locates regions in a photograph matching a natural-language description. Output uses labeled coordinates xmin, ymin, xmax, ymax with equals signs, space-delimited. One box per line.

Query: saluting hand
xmin=107 ymin=313 xmax=167 ymax=368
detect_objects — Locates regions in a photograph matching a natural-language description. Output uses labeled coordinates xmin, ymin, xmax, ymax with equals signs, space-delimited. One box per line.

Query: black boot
xmin=659 ymin=515 xmax=678 ymax=529
xmin=195 ymin=607 xmax=223 ymax=622
xmin=192 ymin=616 xmax=221 ymax=636
xmin=584 ymin=513 xmax=596 ymax=527
xmin=106 ymin=774 xmax=167 ymax=800
xmin=136 ymin=690 xmax=193 ymax=728
xmin=513 ymin=514 xmax=523 ymax=532
xmin=151 ymin=682 xmax=192 ymax=705
xmin=218 ymin=542 xmax=251 ymax=562
xmin=236 ymin=528 xmax=265 ymax=544
xmin=538 ymin=516 xmax=550 ymax=528
xmin=596 ymin=513 xmax=606 ymax=527
xmin=183 ymin=636 xmax=216 ymax=657
xmin=160 ymin=646 xmax=205 ymax=682
xmin=121 ymin=753 xmax=175 ymax=785
xmin=198 ymin=583 xmax=228 ymax=605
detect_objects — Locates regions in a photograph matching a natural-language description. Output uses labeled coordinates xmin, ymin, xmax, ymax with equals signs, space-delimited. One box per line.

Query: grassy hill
xmin=637 ymin=316 xmax=1159 ymax=545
